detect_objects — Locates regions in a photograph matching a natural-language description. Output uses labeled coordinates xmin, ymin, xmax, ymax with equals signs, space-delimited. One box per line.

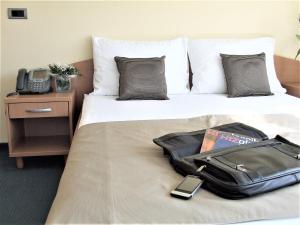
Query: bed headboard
xmin=71 ymin=59 xmax=93 ymax=116
xmin=71 ymin=55 xmax=299 ymax=116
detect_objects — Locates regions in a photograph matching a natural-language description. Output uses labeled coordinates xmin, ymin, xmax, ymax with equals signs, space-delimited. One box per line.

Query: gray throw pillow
xmin=115 ymin=56 xmax=169 ymax=100
xmin=220 ymin=53 xmax=273 ymax=98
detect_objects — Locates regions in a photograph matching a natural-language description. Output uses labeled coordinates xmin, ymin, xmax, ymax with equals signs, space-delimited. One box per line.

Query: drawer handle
xmin=26 ymin=108 xmax=52 ymax=113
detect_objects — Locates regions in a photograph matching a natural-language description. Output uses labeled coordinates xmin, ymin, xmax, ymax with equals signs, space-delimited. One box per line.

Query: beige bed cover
xmin=46 ymin=114 xmax=300 ymax=224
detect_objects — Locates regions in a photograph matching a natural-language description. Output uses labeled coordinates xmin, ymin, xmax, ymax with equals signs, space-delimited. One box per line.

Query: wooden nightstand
xmin=4 ymin=91 xmax=75 ymax=168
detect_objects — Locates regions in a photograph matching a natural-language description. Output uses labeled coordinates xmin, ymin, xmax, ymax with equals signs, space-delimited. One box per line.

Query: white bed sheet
xmin=80 ymin=93 xmax=300 ymax=127
xmin=78 ymin=93 xmax=300 ymax=225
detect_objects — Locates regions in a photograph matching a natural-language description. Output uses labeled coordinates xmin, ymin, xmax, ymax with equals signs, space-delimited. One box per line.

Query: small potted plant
xmin=49 ymin=63 xmax=80 ymax=92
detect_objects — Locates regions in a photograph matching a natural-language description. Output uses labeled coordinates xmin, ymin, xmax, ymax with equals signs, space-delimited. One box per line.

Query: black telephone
xmin=7 ymin=68 xmax=51 ymax=96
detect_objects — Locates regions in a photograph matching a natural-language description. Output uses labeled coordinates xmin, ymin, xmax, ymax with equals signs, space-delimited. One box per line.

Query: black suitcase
xmin=153 ymin=123 xmax=300 ymax=199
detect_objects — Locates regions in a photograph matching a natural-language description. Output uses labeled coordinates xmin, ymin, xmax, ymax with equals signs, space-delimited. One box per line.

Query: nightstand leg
xmin=16 ymin=157 xmax=24 ymax=169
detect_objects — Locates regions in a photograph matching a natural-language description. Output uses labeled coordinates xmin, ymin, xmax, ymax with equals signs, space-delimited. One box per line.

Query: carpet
xmin=0 ymin=146 xmax=64 ymax=225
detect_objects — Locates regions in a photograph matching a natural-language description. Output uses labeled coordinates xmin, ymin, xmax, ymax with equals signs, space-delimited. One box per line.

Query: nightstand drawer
xmin=8 ymin=102 xmax=68 ymax=118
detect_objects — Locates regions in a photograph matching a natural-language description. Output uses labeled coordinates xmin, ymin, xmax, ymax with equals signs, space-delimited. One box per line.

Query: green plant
xmin=48 ymin=63 xmax=80 ymax=78
xmin=295 ymin=34 xmax=300 ymax=59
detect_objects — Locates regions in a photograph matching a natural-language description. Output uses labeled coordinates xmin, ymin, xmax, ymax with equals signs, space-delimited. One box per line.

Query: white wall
xmin=1 ymin=0 xmax=299 ymax=142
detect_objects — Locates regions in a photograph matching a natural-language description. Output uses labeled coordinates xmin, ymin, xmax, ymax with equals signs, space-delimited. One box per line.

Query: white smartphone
xmin=170 ymin=175 xmax=204 ymax=200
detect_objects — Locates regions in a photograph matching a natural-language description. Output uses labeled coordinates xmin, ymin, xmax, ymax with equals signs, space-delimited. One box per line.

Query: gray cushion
xmin=115 ymin=56 xmax=168 ymax=100
xmin=221 ymin=53 xmax=273 ymax=97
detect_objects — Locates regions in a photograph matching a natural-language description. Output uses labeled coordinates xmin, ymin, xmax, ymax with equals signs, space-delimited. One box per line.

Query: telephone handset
xmin=16 ymin=68 xmax=31 ymax=94
xmin=6 ymin=68 xmax=51 ymax=97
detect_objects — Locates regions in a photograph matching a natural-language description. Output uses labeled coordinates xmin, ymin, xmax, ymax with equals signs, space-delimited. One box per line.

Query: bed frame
xmin=71 ymin=55 xmax=300 ymax=118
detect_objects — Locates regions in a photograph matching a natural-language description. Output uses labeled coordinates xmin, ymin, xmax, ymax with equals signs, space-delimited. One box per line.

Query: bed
xmin=46 ymin=38 xmax=300 ymax=224
xmin=45 ymin=93 xmax=300 ymax=225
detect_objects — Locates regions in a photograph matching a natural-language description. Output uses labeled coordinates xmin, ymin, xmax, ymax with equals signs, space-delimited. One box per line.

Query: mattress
xmin=79 ymin=93 xmax=300 ymax=127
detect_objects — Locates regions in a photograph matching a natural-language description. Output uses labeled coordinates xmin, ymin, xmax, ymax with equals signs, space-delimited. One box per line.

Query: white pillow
xmin=188 ymin=37 xmax=286 ymax=94
xmin=92 ymin=37 xmax=189 ymax=95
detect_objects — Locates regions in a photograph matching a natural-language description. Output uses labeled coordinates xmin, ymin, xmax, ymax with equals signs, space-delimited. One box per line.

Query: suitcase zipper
xmin=204 ymin=156 xmax=247 ymax=172
xmin=198 ymin=162 xmax=300 ymax=188
xmin=200 ymin=156 xmax=254 ymax=182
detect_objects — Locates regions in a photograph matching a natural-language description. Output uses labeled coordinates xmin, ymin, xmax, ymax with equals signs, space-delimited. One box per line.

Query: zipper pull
xmin=196 ymin=165 xmax=206 ymax=173
xmin=236 ymin=164 xmax=248 ymax=172
xmin=206 ymin=156 xmax=212 ymax=161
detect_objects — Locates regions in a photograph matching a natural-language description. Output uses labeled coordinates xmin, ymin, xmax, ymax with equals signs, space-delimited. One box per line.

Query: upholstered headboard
xmin=71 ymin=55 xmax=299 ymax=116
